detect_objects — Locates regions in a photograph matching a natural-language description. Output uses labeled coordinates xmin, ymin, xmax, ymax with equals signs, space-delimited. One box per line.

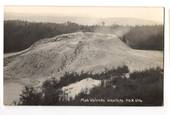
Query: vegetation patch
xmin=16 ymin=66 xmax=163 ymax=106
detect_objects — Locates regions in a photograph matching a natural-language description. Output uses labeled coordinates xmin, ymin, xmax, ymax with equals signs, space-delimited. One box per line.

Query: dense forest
xmin=121 ymin=25 xmax=164 ymax=50
xmin=16 ymin=66 xmax=163 ymax=106
xmin=4 ymin=20 xmax=163 ymax=53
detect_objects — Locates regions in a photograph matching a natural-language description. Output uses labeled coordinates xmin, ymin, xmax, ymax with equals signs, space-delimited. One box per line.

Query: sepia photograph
xmin=3 ymin=6 xmax=164 ymax=106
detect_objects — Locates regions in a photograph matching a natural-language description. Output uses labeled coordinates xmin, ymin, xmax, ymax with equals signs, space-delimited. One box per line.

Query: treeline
xmin=4 ymin=20 xmax=164 ymax=53
xmin=16 ymin=66 xmax=163 ymax=106
xmin=121 ymin=25 xmax=164 ymax=50
xmin=4 ymin=20 xmax=113 ymax=53
xmin=4 ymin=20 xmax=83 ymax=52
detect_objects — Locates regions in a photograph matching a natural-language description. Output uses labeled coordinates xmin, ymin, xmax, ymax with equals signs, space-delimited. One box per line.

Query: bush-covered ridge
xmin=72 ymin=67 xmax=163 ymax=106
xmin=16 ymin=66 xmax=163 ymax=106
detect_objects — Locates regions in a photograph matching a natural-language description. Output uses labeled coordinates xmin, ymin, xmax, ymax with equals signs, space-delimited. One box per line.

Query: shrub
xmin=18 ymin=86 xmax=42 ymax=105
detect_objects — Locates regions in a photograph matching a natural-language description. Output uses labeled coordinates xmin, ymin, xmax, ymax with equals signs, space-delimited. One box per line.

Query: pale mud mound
xmin=4 ymin=32 xmax=163 ymax=81
xmin=60 ymin=78 xmax=101 ymax=101
xmin=4 ymin=32 xmax=163 ymax=105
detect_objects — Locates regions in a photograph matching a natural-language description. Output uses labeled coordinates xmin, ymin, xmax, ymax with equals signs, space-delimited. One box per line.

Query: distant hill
xmin=99 ymin=17 xmax=160 ymax=26
xmin=5 ymin=13 xmax=161 ymax=26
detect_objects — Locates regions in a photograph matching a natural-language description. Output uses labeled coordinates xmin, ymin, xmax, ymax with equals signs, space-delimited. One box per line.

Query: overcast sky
xmin=4 ymin=6 xmax=164 ymax=23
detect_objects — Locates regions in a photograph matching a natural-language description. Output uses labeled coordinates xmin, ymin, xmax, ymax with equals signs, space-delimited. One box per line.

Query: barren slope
xmin=4 ymin=32 xmax=163 ymax=81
